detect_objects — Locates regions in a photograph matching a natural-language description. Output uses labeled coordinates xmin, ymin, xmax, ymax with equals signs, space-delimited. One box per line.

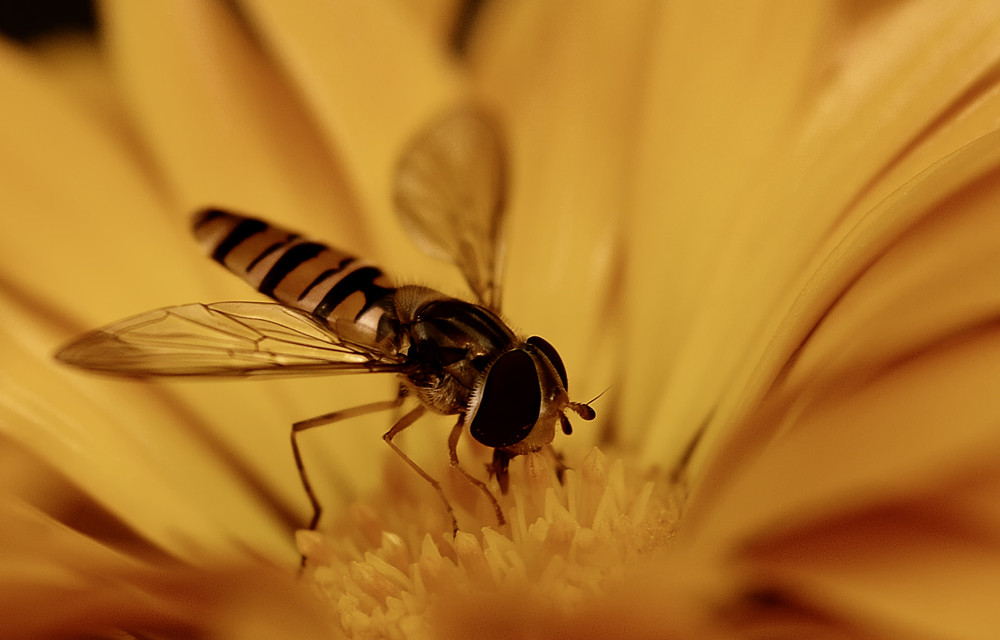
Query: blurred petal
xmin=394 ymin=0 xmax=465 ymax=49
xmin=686 ymin=128 xmax=1000 ymax=572
xmin=736 ymin=464 xmax=1000 ymax=639
xmin=639 ymin=0 xmax=1000 ymax=469
xmin=0 ymin=38 xmax=206 ymax=325
xmin=430 ymin=568 xmax=720 ymax=640
xmin=30 ymin=32 xmax=131 ymax=140
xmin=780 ymin=131 xmax=1000 ymax=409
xmin=622 ymin=0 xmax=826 ymax=450
xmin=0 ymin=495 xmax=332 ymax=639
xmin=692 ymin=319 xmax=1000 ymax=551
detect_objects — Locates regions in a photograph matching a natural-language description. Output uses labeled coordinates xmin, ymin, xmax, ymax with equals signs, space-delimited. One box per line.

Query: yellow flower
xmin=4 ymin=1 xmax=1000 ymax=638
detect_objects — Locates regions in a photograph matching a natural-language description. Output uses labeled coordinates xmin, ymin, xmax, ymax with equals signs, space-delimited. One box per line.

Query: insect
xmin=56 ymin=108 xmax=595 ymax=533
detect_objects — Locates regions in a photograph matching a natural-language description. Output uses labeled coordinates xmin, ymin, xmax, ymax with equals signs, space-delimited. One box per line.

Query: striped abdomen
xmin=192 ymin=209 xmax=395 ymax=345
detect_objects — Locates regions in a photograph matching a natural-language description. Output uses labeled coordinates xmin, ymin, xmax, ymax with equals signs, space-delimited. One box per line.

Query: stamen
xmin=298 ymin=446 xmax=678 ymax=638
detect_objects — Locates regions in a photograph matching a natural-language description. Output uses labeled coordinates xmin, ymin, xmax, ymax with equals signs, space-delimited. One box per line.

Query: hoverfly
xmin=56 ymin=108 xmax=596 ymax=533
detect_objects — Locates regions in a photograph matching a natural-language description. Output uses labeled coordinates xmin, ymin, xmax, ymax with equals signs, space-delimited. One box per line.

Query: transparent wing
xmin=56 ymin=302 xmax=407 ymax=378
xmin=394 ymin=107 xmax=507 ymax=311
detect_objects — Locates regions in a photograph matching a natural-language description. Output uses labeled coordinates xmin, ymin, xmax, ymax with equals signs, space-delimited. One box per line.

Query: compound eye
xmin=526 ymin=335 xmax=567 ymax=389
xmin=469 ymin=350 xmax=541 ymax=448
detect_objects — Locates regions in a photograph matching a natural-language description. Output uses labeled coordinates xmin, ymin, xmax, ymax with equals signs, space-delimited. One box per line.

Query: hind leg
xmin=292 ymin=389 xmax=406 ymax=531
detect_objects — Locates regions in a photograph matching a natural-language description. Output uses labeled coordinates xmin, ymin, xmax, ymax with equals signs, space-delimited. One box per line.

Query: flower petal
xmin=691 ymin=321 xmax=1000 ymax=546
xmin=639 ymin=0 xmax=1000 ymax=469
xmin=0 ymin=38 xmax=209 ymax=325
xmin=395 ymin=0 xmax=465 ymax=49
xmin=681 ymin=327 xmax=1000 ymax=637
xmin=0 ymin=494 xmax=330 ymax=639
xmin=736 ymin=466 xmax=1000 ymax=639
xmin=30 ymin=32 xmax=127 ymax=134
xmin=623 ymin=0 xmax=829 ymax=451
xmin=687 ymin=127 xmax=1000 ymax=548
xmin=781 ymin=132 xmax=1000 ymax=410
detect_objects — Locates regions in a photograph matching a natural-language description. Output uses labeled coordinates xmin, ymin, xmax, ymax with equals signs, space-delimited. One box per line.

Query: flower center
xmin=297 ymin=447 xmax=679 ymax=638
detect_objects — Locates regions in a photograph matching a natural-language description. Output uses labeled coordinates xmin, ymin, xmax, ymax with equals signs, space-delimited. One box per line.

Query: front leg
xmin=448 ymin=418 xmax=506 ymax=527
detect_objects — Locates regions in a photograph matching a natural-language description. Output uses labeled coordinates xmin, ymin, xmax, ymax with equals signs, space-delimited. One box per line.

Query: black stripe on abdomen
xmin=211 ymin=217 xmax=268 ymax=263
xmin=246 ymin=234 xmax=300 ymax=272
xmin=257 ymin=242 xmax=326 ymax=298
xmin=297 ymin=256 xmax=355 ymax=302
xmin=313 ymin=266 xmax=393 ymax=319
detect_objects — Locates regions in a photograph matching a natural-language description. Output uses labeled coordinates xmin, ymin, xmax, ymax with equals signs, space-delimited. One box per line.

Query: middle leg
xmin=383 ymin=405 xmax=461 ymax=534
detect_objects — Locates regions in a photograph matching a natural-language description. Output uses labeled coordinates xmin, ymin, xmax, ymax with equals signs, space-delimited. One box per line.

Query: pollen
xmin=298 ymin=447 xmax=681 ymax=638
